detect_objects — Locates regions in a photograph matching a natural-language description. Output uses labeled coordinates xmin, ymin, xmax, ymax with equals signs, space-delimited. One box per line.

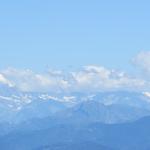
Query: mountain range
xmin=0 ymin=83 xmax=150 ymax=149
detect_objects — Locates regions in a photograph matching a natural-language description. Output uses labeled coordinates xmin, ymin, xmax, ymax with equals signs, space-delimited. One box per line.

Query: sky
xmin=0 ymin=0 xmax=150 ymax=72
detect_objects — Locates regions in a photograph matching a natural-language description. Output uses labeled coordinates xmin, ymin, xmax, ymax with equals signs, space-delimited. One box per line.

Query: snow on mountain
xmin=0 ymin=82 xmax=150 ymax=124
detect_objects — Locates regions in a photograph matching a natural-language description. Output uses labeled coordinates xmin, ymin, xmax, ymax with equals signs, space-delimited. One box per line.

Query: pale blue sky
xmin=0 ymin=0 xmax=149 ymax=71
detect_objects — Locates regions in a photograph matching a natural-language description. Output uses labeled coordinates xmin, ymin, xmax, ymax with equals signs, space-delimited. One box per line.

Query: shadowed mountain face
xmin=55 ymin=100 xmax=150 ymax=124
xmin=0 ymin=116 xmax=150 ymax=150
xmin=35 ymin=142 xmax=114 ymax=150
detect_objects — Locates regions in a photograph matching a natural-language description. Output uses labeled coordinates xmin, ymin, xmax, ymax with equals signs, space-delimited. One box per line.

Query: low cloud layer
xmin=0 ymin=51 xmax=149 ymax=93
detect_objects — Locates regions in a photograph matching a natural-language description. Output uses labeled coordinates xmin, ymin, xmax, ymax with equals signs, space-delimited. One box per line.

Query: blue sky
xmin=0 ymin=0 xmax=150 ymax=72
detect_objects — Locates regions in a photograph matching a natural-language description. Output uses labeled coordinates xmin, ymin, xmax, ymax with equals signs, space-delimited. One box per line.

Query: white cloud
xmin=1 ymin=51 xmax=150 ymax=93
xmin=2 ymin=68 xmax=70 ymax=92
xmin=72 ymin=65 xmax=145 ymax=92
xmin=133 ymin=51 xmax=150 ymax=73
xmin=84 ymin=65 xmax=111 ymax=79
xmin=0 ymin=74 xmax=13 ymax=87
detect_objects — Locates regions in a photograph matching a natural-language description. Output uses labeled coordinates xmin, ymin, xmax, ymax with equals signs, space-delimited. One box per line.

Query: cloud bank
xmin=0 ymin=51 xmax=149 ymax=93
